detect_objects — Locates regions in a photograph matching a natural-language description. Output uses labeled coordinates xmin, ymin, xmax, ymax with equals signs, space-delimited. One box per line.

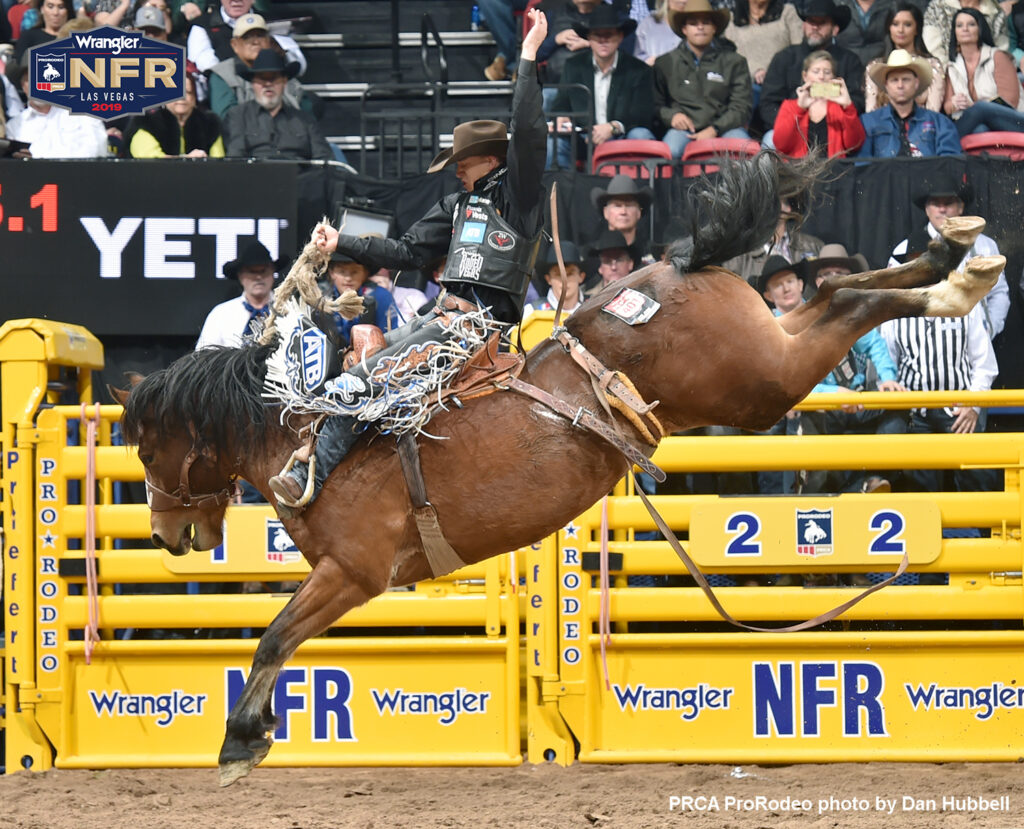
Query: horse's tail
xmin=673 ymin=151 xmax=832 ymax=273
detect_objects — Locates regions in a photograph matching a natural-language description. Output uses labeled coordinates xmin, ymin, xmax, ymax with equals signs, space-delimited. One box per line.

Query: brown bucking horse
xmin=116 ymin=154 xmax=1004 ymax=785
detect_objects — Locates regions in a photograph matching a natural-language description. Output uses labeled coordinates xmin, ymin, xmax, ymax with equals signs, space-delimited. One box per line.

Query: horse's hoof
xmin=940 ymin=216 xmax=985 ymax=247
xmin=963 ymin=254 xmax=1005 ymax=289
xmin=219 ymin=759 xmax=255 ymax=787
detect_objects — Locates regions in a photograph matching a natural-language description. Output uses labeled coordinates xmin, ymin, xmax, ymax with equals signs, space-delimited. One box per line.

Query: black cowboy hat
xmin=912 ymin=170 xmax=972 ymax=210
xmin=591 ymin=174 xmax=653 ymax=212
xmin=427 ymin=120 xmax=509 ymax=173
xmin=223 ymin=240 xmax=287 ymax=280
xmin=757 ymin=254 xmax=803 ymax=294
xmin=586 ymin=229 xmax=639 ymax=261
xmin=539 ymin=240 xmax=584 ymax=273
xmin=573 ymin=5 xmax=638 ymax=39
xmin=238 ymin=48 xmax=301 ymax=81
xmin=797 ymin=0 xmax=852 ymax=32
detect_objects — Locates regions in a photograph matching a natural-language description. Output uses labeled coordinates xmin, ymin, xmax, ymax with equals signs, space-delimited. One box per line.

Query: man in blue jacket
xmin=857 ymin=49 xmax=961 ymax=157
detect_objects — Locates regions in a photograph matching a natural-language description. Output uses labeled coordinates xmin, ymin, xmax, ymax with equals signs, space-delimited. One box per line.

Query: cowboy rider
xmin=268 ymin=8 xmax=550 ymax=515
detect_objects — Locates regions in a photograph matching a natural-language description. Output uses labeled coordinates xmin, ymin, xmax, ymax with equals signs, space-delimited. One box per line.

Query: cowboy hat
xmin=911 ymin=170 xmax=972 ymax=210
xmin=591 ymin=174 xmax=653 ymax=212
xmin=867 ymin=49 xmax=932 ymax=90
xmin=238 ymin=48 xmax=301 ymax=81
xmin=541 ymin=240 xmax=584 ymax=269
xmin=233 ymin=12 xmax=268 ymax=39
xmin=427 ymin=120 xmax=509 ymax=173
xmin=668 ymin=0 xmax=731 ymax=37
xmin=797 ymin=0 xmax=851 ymax=32
xmin=757 ymin=255 xmax=802 ymax=294
xmin=803 ymin=243 xmax=869 ymax=281
xmin=223 ymin=240 xmax=287 ymax=280
xmin=586 ymin=229 xmax=639 ymax=261
xmin=573 ymin=5 xmax=638 ymax=39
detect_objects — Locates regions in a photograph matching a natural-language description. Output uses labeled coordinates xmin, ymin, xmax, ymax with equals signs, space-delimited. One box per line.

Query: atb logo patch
xmin=28 ymin=26 xmax=185 ymax=120
xmin=459 ymin=222 xmax=487 ymax=244
xmin=266 ymin=519 xmax=301 ymax=564
xmin=796 ymin=509 xmax=834 ymax=557
xmin=486 ymin=230 xmax=515 ymax=251
xmin=300 ymin=327 xmax=329 ymax=392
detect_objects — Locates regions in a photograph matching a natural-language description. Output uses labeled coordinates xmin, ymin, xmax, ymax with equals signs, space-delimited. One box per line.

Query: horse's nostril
xmin=152 ymin=533 xmax=167 ymax=549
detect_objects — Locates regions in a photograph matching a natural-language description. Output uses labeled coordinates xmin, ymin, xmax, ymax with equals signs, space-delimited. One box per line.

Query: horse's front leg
xmin=218 ymin=556 xmax=378 ymax=786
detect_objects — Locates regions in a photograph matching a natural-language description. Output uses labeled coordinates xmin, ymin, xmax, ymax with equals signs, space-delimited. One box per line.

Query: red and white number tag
xmin=601 ymin=287 xmax=661 ymax=325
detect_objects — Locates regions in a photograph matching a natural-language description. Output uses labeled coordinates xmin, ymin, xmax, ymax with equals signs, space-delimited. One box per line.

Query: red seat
xmin=681 ymin=137 xmax=761 ymax=177
xmin=959 ymin=131 xmax=1024 ymax=161
xmin=591 ymin=139 xmax=673 ymax=179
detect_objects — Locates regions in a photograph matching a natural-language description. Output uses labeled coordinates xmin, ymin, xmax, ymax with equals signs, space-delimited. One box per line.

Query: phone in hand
xmin=810 ymin=81 xmax=841 ymax=98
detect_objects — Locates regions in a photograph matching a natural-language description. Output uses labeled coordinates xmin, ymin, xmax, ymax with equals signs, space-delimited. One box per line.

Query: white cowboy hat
xmin=867 ymin=49 xmax=932 ymax=90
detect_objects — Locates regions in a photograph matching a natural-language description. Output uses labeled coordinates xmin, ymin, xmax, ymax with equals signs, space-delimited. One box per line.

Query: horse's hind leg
xmin=217 ymin=558 xmax=377 ymax=786
xmin=779 ymin=255 xmax=1005 ymax=396
xmin=777 ymin=216 xmax=987 ymax=335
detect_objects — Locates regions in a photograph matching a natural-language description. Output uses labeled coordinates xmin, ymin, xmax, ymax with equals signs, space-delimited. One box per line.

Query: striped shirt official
xmin=879 ymin=305 xmax=998 ymax=416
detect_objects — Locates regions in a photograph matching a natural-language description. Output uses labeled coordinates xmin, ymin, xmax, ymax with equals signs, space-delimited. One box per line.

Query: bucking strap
xmin=396 ymin=434 xmax=469 ymax=578
xmin=503 ymin=377 xmax=666 ymax=482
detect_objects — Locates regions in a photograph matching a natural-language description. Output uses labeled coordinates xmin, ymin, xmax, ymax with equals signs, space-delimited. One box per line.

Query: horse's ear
xmin=108 ymin=385 xmax=131 ymax=406
xmin=108 ymin=372 xmax=145 ymax=406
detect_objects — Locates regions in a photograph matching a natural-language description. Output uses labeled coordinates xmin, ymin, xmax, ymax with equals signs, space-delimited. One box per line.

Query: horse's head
xmin=112 ymin=382 xmax=234 ymax=556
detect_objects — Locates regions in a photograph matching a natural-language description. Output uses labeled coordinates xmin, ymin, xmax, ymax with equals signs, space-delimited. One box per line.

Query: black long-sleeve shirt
xmin=332 ymin=58 xmax=548 ymax=324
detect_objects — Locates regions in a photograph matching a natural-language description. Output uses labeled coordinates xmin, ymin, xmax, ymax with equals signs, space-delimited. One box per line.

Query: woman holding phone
xmin=943 ymin=7 xmax=1024 ymax=134
xmin=773 ymin=50 xmax=865 ymax=157
xmin=864 ymin=2 xmax=944 ymax=112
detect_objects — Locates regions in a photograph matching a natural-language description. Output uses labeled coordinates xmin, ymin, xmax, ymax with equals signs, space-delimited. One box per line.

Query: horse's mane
xmin=671 ymin=151 xmax=832 ymax=273
xmin=122 ymin=342 xmax=278 ymax=454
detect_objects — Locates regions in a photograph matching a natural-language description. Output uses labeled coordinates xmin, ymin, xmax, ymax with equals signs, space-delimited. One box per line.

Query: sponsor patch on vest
xmin=796 ymin=509 xmax=833 ymax=557
xmin=456 ymin=246 xmax=485 ymax=281
xmin=487 ymin=230 xmax=515 ymax=251
xmin=602 ymin=287 xmax=661 ymax=325
xmin=464 ymin=206 xmax=489 ymax=222
xmin=460 ymin=222 xmax=487 ymax=243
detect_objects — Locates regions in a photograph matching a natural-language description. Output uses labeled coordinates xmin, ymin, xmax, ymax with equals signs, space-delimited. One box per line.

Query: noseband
xmin=145 ymin=445 xmax=235 ymax=512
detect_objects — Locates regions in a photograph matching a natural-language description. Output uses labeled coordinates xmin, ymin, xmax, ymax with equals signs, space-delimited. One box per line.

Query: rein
xmin=145 ymin=442 xmax=235 ymax=512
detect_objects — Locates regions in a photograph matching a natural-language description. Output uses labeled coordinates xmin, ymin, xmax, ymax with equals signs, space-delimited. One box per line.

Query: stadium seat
xmin=591 ymin=139 xmax=673 ymax=179
xmin=959 ymin=131 xmax=1024 ymax=161
xmin=681 ymin=137 xmax=761 ymax=177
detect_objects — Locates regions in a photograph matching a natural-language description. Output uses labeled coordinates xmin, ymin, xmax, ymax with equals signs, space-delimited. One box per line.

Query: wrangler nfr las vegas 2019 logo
xmin=29 ymin=26 xmax=185 ymax=120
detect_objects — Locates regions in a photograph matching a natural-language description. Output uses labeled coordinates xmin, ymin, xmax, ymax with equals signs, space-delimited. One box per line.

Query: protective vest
xmin=441 ymin=190 xmax=539 ymax=299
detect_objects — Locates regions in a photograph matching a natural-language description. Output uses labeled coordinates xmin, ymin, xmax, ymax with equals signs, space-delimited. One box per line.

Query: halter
xmin=144 ymin=444 xmax=235 ymax=512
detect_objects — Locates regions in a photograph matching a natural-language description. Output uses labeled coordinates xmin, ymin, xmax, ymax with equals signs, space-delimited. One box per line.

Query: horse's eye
xmin=139 ymin=453 xmax=154 ymax=465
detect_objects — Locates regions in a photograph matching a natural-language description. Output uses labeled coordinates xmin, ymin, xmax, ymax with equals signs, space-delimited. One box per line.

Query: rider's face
xmin=455 ymin=154 xmax=500 ymax=191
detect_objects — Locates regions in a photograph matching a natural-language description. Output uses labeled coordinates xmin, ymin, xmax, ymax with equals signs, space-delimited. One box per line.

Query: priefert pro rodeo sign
xmin=29 ymin=25 xmax=185 ymax=120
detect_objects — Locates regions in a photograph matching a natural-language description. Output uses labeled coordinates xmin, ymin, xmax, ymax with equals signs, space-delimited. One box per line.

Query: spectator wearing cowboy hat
xmin=587 ymin=229 xmax=639 ymax=290
xmin=888 ymin=171 xmax=1008 ymax=337
xmin=208 ymin=13 xmax=313 ymax=119
xmin=267 ymin=10 xmax=552 ymax=515
xmin=546 ymin=4 xmax=655 ymax=169
xmin=524 ymin=241 xmax=588 ymax=317
xmin=223 ymin=48 xmax=332 ymax=161
xmin=653 ymin=0 xmax=753 ymax=159
xmin=196 ymin=239 xmax=286 ymax=349
xmin=324 ymin=250 xmax=400 ymax=343
xmin=857 ymin=49 xmax=961 ymax=156
xmin=758 ymin=0 xmax=866 ymax=137
xmin=591 ymin=174 xmax=653 ymax=263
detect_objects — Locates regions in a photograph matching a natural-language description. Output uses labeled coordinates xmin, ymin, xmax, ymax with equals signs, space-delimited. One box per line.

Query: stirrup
xmin=274 ymin=450 xmax=317 ymax=509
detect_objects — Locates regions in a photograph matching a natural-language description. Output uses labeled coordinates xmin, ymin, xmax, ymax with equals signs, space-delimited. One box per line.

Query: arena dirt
xmin=3 ymin=762 xmax=1023 ymax=828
